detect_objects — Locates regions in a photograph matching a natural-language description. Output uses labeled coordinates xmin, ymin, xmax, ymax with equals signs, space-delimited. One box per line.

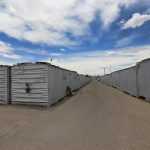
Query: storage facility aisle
xmin=0 ymin=81 xmax=150 ymax=150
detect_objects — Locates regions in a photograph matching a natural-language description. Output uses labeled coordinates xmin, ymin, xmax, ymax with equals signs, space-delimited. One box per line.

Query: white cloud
xmin=51 ymin=45 xmax=150 ymax=75
xmin=0 ymin=0 xmax=137 ymax=45
xmin=17 ymin=47 xmax=63 ymax=58
xmin=0 ymin=41 xmax=21 ymax=59
xmin=123 ymin=13 xmax=150 ymax=29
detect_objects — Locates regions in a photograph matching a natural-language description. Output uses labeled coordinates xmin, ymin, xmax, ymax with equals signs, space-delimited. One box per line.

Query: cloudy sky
xmin=0 ymin=0 xmax=150 ymax=75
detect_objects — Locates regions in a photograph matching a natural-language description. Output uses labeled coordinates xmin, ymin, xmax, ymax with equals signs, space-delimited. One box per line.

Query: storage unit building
xmin=69 ymin=71 xmax=80 ymax=91
xmin=102 ymin=67 xmax=137 ymax=96
xmin=111 ymin=71 xmax=120 ymax=88
xmin=79 ymin=75 xmax=86 ymax=88
xmin=11 ymin=62 xmax=78 ymax=106
xmin=119 ymin=66 xmax=137 ymax=96
xmin=0 ymin=65 xmax=11 ymax=104
xmin=100 ymin=58 xmax=150 ymax=102
xmin=137 ymin=59 xmax=150 ymax=100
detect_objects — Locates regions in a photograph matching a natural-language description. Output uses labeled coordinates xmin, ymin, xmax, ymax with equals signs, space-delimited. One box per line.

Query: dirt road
xmin=0 ymin=81 xmax=150 ymax=150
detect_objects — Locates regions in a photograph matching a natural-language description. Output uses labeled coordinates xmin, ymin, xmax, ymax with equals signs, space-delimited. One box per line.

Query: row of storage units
xmin=100 ymin=58 xmax=150 ymax=101
xmin=0 ymin=62 xmax=91 ymax=106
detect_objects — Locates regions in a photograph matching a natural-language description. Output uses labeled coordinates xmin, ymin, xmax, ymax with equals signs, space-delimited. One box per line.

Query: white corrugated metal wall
xmin=0 ymin=65 xmax=11 ymax=104
xmin=119 ymin=67 xmax=137 ymax=96
xmin=100 ymin=59 xmax=150 ymax=101
xmin=137 ymin=59 xmax=150 ymax=100
xmin=11 ymin=62 xmax=90 ymax=106
xmin=11 ymin=63 xmax=49 ymax=104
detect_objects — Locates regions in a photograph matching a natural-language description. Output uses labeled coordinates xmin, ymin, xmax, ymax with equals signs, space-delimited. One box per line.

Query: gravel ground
xmin=0 ymin=81 xmax=150 ymax=150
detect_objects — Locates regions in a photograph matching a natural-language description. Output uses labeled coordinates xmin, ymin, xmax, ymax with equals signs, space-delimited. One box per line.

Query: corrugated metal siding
xmin=11 ymin=63 xmax=49 ymax=103
xmin=137 ymin=60 xmax=150 ymax=100
xmin=0 ymin=66 xmax=10 ymax=103
xmin=111 ymin=72 xmax=120 ymax=88
xmin=9 ymin=62 xmax=91 ymax=106
xmin=48 ymin=66 xmax=66 ymax=105
xmin=71 ymin=73 xmax=80 ymax=91
xmin=119 ymin=67 xmax=137 ymax=96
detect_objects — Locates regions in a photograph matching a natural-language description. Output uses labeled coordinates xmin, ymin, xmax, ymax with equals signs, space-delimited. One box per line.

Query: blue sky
xmin=0 ymin=0 xmax=150 ymax=75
